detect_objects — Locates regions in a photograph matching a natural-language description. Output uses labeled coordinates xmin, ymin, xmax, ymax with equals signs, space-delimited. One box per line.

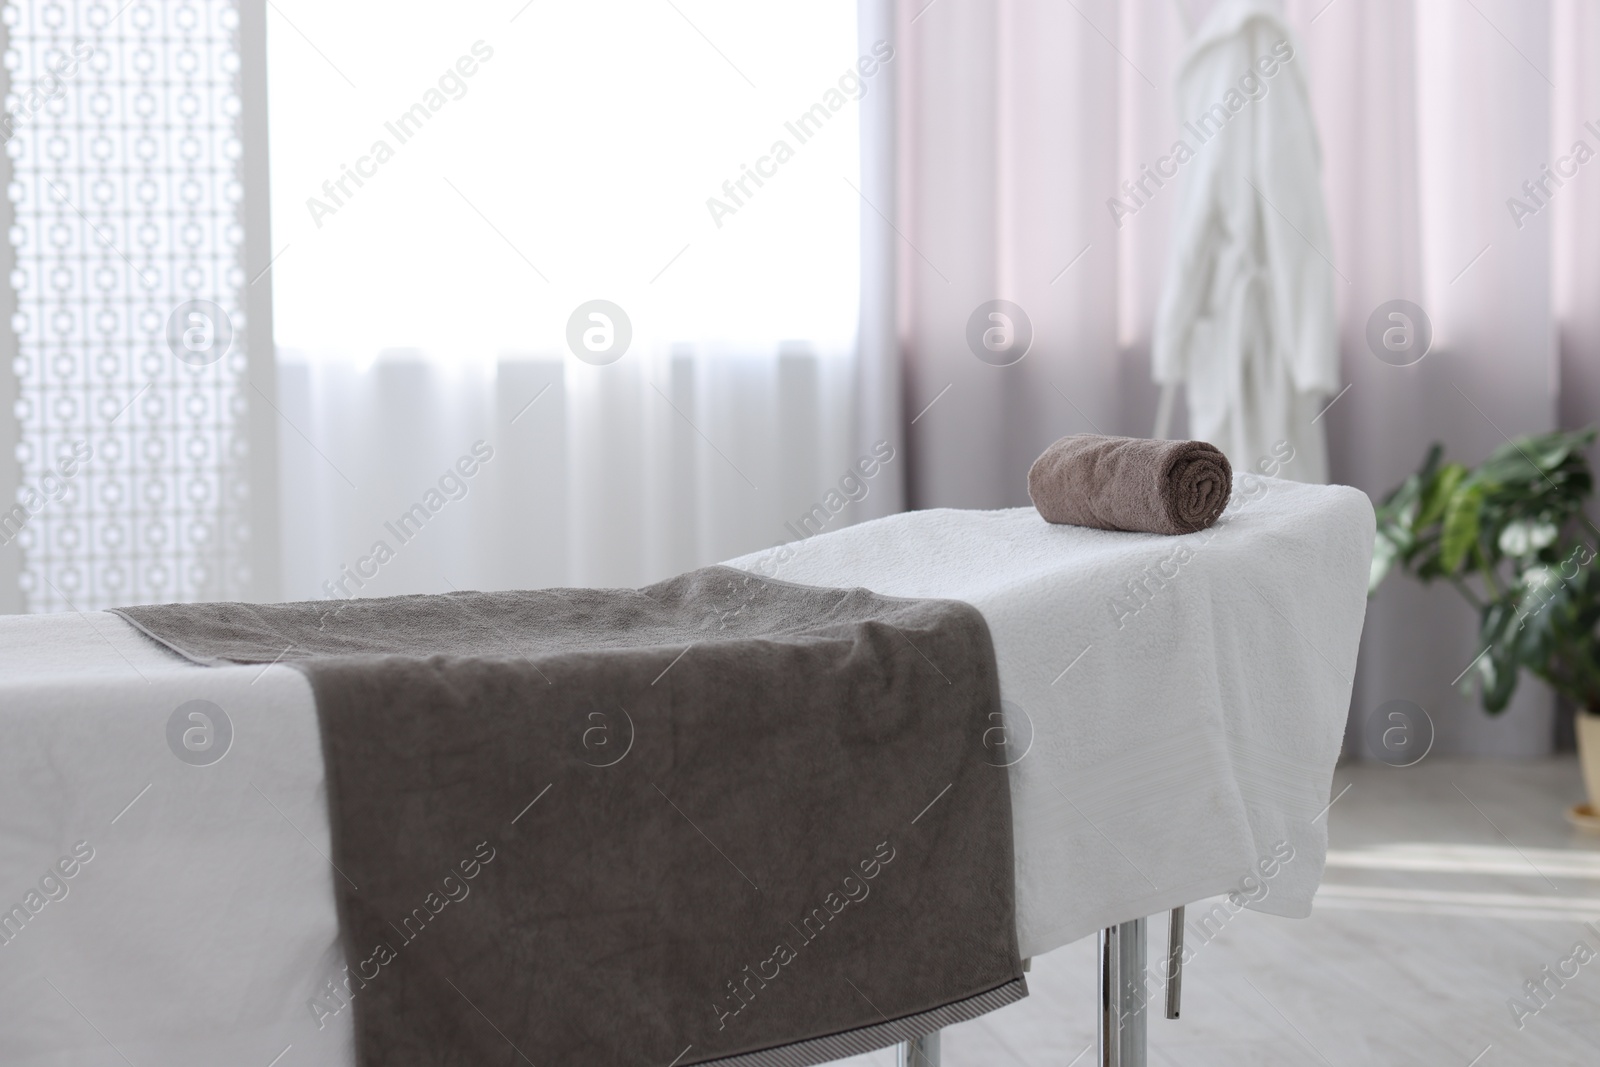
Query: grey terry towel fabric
xmin=1027 ymin=433 xmax=1232 ymax=535
xmin=113 ymin=566 xmax=1025 ymax=1067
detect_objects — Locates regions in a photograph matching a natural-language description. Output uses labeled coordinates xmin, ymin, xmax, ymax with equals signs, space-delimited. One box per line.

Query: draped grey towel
xmin=1027 ymin=434 xmax=1232 ymax=534
xmin=113 ymin=565 xmax=1025 ymax=1066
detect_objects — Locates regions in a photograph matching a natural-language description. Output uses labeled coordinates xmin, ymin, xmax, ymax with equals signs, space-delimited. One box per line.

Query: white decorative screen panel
xmin=4 ymin=0 xmax=258 ymax=612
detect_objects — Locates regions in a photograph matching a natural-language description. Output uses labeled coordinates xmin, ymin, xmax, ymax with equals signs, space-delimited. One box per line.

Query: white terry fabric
xmin=0 ymin=616 xmax=354 ymax=1067
xmin=728 ymin=477 xmax=1373 ymax=958
xmin=1151 ymin=0 xmax=1338 ymax=483
xmin=0 ymin=477 xmax=1371 ymax=1062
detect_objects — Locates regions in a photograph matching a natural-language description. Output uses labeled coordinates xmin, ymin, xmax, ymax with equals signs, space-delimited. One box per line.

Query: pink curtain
xmin=891 ymin=0 xmax=1599 ymax=756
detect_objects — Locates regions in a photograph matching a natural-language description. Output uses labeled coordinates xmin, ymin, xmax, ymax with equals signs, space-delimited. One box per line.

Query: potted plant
xmin=1369 ymin=427 xmax=1600 ymax=826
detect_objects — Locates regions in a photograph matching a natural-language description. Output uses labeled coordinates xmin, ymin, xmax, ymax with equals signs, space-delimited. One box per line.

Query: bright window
xmin=266 ymin=0 xmax=865 ymax=361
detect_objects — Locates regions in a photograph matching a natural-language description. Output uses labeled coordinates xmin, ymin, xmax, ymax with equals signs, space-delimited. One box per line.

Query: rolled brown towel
xmin=1027 ymin=434 xmax=1232 ymax=535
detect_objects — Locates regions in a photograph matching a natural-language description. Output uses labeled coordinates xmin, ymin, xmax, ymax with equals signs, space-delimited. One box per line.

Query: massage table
xmin=0 ymin=475 xmax=1373 ymax=1067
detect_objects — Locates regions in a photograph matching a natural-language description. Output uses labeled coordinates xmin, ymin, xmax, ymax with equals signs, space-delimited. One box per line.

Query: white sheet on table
xmin=0 ymin=476 xmax=1372 ymax=1064
xmin=726 ymin=477 xmax=1373 ymax=956
xmin=0 ymin=615 xmax=352 ymax=1067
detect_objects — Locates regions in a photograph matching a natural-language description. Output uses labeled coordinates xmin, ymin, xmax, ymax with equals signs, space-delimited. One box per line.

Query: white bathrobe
xmin=1152 ymin=0 xmax=1338 ymax=484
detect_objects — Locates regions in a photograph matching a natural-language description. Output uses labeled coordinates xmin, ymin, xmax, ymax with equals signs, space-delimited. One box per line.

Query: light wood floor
xmin=840 ymin=758 xmax=1600 ymax=1066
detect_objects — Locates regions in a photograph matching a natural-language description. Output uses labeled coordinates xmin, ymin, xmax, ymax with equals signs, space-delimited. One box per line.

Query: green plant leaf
xmin=1418 ymin=463 xmax=1466 ymax=529
xmin=1373 ymin=427 xmax=1600 ymax=715
xmin=1498 ymin=520 xmax=1559 ymax=558
xmin=1481 ymin=642 xmax=1521 ymax=712
xmin=1440 ymin=483 xmax=1485 ymax=573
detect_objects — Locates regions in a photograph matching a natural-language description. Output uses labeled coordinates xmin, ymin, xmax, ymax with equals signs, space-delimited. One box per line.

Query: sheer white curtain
xmin=266 ymin=0 xmax=899 ymax=595
xmin=894 ymin=0 xmax=1597 ymax=756
xmin=262 ymin=0 xmax=1598 ymax=754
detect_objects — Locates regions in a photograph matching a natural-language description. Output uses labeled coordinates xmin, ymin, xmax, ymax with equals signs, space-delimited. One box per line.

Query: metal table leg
xmin=1099 ymin=917 xmax=1147 ymax=1067
xmin=898 ymin=1030 xmax=940 ymax=1066
xmin=1099 ymin=924 xmax=1121 ymax=1067
xmin=1166 ymin=906 xmax=1185 ymax=1020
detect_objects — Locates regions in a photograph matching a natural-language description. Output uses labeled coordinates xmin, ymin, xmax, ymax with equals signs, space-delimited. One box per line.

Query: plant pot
xmin=1578 ymin=713 xmax=1600 ymax=821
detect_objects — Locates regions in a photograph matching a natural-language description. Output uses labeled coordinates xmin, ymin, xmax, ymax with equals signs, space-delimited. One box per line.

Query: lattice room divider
xmin=0 ymin=0 xmax=276 ymax=613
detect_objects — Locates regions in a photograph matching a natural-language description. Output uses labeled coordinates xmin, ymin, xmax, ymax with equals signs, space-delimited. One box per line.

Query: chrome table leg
xmin=898 ymin=1030 xmax=940 ymax=1066
xmin=1099 ymin=924 xmax=1121 ymax=1067
xmin=1100 ymin=917 xmax=1148 ymax=1067
xmin=1166 ymin=906 xmax=1185 ymax=1020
